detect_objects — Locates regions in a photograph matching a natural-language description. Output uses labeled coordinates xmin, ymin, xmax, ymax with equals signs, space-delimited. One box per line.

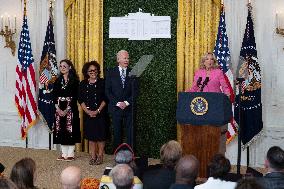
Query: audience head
xmin=114 ymin=143 xmax=136 ymax=170
xmin=200 ymin=52 xmax=219 ymax=70
xmin=10 ymin=158 xmax=36 ymax=189
xmin=110 ymin=164 xmax=134 ymax=189
xmin=116 ymin=50 xmax=129 ymax=68
xmin=265 ymin=146 xmax=284 ymax=171
xmin=208 ymin=154 xmax=231 ymax=180
xmin=235 ymin=178 xmax=263 ymax=189
xmin=82 ymin=60 xmax=101 ymax=80
xmin=0 ymin=177 xmax=18 ymax=189
xmin=60 ymin=166 xmax=81 ymax=189
xmin=175 ymin=155 xmax=199 ymax=185
xmin=160 ymin=140 xmax=182 ymax=169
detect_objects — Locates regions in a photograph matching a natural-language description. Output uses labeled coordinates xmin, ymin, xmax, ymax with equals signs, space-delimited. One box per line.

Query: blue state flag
xmin=234 ymin=4 xmax=263 ymax=148
xmin=38 ymin=7 xmax=58 ymax=131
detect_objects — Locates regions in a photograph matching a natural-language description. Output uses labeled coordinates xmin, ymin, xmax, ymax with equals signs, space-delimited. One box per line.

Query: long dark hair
xmin=0 ymin=177 xmax=18 ymax=189
xmin=59 ymin=59 xmax=79 ymax=82
xmin=10 ymin=158 xmax=36 ymax=189
xmin=82 ymin=61 xmax=101 ymax=80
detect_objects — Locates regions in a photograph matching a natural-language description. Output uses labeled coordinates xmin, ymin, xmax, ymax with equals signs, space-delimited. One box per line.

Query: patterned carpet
xmin=0 ymin=146 xmax=265 ymax=189
xmin=0 ymin=146 xmax=122 ymax=189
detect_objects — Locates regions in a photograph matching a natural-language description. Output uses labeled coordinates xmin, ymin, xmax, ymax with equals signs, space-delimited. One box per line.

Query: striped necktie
xmin=121 ymin=68 xmax=126 ymax=88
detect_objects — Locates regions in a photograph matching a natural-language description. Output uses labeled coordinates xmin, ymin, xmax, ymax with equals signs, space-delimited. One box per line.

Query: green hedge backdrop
xmin=103 ymin=0 xmax=178 ymax=158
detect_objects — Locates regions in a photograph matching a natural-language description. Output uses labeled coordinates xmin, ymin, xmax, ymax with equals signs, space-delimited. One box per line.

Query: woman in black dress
xmin=53 ymin=59 xmax=80 ymax=161
xmin=78 ymin=61 xmax=107 ymax=165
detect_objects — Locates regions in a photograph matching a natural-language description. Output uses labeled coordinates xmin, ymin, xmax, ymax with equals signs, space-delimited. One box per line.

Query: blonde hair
xmin=199 ymin=52 xmax=219 ymax=69
xmin=160 ymin=140 xmax=182 ymax=168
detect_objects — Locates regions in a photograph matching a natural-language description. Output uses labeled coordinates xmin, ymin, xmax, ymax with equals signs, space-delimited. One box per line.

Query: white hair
xmin=116 ymin=50 xmax=128 ymax=58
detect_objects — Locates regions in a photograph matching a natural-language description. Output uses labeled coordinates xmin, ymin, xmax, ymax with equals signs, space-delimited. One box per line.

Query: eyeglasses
xmin=88 ymin=69 xmax=98 ymax=73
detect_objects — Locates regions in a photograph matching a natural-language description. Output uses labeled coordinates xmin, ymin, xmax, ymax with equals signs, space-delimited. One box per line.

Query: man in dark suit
xmin=257 ymin=146 xmax=284 ymax=189
xmin=105 ymin=50 xmax=137 ymax=150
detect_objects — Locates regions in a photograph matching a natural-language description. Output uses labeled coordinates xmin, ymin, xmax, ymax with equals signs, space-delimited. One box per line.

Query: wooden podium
xmin=181 ymin=125 xmax=221 ymax=178
xmin=176 ymin=92 xmax=232 ymax=178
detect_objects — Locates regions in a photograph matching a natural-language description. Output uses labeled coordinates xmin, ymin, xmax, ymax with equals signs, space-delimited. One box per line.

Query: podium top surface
xmin=176 ymin=92 xmax=232 ymax=126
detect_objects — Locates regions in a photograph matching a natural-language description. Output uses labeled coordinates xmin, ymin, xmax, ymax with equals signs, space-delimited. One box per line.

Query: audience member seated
xmin=235 ymin=178 xmax=263 ymax=189
xmin=0 ymin=177 xmax=18 ymax=189
xmin=10 ymin=158 xmax=38 ymax=189
xmin=110 ymin=164 xmax=134 ymax=189
xmin=170 ymin=155 xmax=199 ymax=189
xmin=194 ymin=154 xmax=236 ymax=189
xmin=60 ymin=166 xmax=81 ymax=189
xmin=257 ymin=146 xmax=284 ymax=189
xmin=99 ymin=143 xmax=142 ymax=189
xmin=142 ymin=140 xmax=182 ymax=189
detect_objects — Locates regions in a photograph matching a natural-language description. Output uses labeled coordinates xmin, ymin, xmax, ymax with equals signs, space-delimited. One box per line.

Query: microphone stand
xmin=129 ymin=75 xmax=137 ymax=151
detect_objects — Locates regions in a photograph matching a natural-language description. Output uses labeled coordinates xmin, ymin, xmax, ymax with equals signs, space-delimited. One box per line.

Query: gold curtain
xmin=64 ymin=0 xmax=103 ymax=151
xmin=177 ymin=0 xmax=221 ymax=141
xmin=65 ymin=0 xmax=103 ymax=79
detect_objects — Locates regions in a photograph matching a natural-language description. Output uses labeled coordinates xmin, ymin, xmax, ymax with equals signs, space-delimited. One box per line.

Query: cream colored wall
xmin=225 ymin=0 xmax=284 ymax=167
xmin=0 ymin=0 xmax=65 ymax=149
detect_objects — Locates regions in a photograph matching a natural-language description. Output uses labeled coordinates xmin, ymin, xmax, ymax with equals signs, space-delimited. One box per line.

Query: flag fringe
xmin=15 ymin=102 xmax=23 ymax=118
xmin=226 ymin=133 xmax=237 ymax=144
xmin=20 ymin=116 xmax=38 ymax=140
xmin=38 ymin=111 xmax=54 ymax=133
xmin=241 ymin=129 xmax=264 ymax=150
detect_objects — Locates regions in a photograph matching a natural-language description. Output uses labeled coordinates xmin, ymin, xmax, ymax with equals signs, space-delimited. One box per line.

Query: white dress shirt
xmin=116 ymin=66 xmax=129 ymax=107
xmin=194 ymin=177 xmax=236 ymax=189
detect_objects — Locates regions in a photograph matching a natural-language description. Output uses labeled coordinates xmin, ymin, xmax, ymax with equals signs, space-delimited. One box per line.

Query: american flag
xmin=38 ymin=6 xmax=58 ymax=130
xmin=15 ymin=8 xmax=37 ymax=139
xmin=39 ymin=70 xmax=49 ymax=84
xmin=235 ymin=4 xmax=263 ymax=148
xmin=213 ymin=5 xmax=238 ymax=143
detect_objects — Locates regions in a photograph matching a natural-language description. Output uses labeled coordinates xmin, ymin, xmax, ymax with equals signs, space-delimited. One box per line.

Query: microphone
xmin=197 ymin=77 xmax=202 ymax=87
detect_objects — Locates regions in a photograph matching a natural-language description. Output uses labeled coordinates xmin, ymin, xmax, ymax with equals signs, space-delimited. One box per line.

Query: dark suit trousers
xmin=112 ymin=111 xmax=133 ymax=150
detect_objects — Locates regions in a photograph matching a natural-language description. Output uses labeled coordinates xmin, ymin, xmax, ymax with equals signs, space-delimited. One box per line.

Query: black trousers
xmin=112 ymin=113 xmax=133 ymax=150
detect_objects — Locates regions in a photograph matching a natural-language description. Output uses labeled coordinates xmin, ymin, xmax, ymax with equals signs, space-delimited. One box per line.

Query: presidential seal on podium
xmin=190 ymin=96 xmax=208 ymax=115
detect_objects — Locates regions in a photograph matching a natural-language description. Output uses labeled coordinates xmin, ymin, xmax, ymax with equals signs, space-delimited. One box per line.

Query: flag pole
xmin=245 ymin=1 xmax=254 ymax=173
xmin=24 ymin=0 xmax=28 ymax=149
xmin=24 ymin=0 xmax=27 ymax=16
xmin=236 ymin=78 xmax=244 ymax=175
xmin=26 ymin=136 xmax=28 ymax=148
xmin=49 ymin=0 xmax=52 ymax=151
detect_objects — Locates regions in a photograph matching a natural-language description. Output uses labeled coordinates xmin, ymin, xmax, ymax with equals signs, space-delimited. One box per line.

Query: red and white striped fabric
xmin=39 ymin=72 xmax=49 ymax=84
xmin=224 ymin=70 xmax=238 ymax=143
xmin=15 ymin=11 xmax=37 ymax=139
xmin=214 ymin=6 xmax=238 ymax=143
